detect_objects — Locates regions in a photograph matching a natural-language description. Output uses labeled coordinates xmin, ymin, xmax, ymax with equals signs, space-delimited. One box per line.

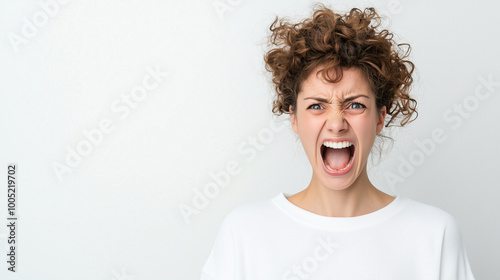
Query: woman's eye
xmin=307 ymin=104 xmax=324 ymax=110
xmin=348 ymin=102 xmax=366 ymax=109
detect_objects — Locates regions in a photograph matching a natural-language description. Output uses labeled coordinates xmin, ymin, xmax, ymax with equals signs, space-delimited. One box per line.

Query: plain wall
xmin=0 ymin=0 xmax=498 ymax=279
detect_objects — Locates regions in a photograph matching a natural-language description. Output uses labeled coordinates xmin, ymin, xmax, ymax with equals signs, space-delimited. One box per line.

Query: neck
xmin=288 ymin=167 xmax=394 ymax=217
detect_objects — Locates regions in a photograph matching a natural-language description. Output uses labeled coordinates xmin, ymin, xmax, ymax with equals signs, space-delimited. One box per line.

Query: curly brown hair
xmin=264 ymin=4 xmax=417 ymax=127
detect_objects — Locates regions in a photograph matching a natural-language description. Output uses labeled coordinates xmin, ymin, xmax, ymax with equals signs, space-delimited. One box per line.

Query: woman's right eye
xmin=307 ymin=104 xmax=323 ymax=110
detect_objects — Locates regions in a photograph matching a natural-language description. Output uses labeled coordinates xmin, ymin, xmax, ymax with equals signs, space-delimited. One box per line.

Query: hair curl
xmin=264 ymin=4 xmax=417 ymax=127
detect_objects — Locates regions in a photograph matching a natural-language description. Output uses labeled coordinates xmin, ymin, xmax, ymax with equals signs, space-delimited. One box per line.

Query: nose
xmin=326 ymin=111 xmax=348 ymax=134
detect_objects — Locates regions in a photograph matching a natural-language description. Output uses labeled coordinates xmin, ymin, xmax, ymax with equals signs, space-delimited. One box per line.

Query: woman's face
xmin=290 ymin=66 xmax=386 ymax=191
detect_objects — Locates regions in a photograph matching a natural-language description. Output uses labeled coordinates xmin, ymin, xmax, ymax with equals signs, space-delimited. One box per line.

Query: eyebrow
xmin=304 ymin=94 xmax=370 ymax=103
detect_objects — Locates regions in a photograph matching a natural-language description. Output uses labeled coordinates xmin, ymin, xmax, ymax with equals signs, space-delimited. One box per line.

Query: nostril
xmin=328 ymin=123 xmax=348 ymax=133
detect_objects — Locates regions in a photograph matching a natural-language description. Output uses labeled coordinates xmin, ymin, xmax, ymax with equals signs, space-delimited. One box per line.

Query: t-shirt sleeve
xmin=439 ymin=214 xmax=475 ymax=280
xmin=200 ymin=214 xmax=236 ymax=280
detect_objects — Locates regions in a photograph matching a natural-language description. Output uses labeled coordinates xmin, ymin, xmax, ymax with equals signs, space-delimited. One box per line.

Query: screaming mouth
xmin=321 ymin=141 xmax=355 ymax=171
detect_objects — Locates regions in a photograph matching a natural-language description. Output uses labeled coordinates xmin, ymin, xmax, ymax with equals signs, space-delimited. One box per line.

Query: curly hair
xmin=264 ymin=4 xmax=417 ymax=127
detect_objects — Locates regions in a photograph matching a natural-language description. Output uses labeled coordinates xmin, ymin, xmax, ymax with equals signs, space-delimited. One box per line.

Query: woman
xmin=201 ymin=4 xmax=475 ymax=280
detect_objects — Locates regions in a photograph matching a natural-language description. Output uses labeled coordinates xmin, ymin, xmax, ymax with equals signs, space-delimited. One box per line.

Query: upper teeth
xmin=323 ymin=141 xmax=353 ymax=149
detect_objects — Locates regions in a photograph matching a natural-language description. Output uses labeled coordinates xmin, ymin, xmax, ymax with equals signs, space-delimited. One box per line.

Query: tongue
xmin=324 ymin=147 xmax=350 ymax=170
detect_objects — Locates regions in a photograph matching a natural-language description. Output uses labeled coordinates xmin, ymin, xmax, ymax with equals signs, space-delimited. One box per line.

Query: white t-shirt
xmin=200 ymin=192 xmax=475 ymax=280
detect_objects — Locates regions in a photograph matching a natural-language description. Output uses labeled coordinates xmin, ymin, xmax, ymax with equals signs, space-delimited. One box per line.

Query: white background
xmin=1 ymin=0 xmax=499 ymax=279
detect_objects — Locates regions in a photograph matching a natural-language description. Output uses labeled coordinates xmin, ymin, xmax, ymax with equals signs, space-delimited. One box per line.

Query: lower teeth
xmin=325 ymin=162 xmax=349 ymax=171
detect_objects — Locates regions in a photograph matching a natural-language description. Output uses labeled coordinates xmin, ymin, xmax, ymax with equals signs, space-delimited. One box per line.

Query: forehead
xmin=300 ymin=67 xmax=374 ymax=99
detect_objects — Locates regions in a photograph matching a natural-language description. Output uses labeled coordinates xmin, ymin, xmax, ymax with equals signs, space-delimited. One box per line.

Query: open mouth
xmin=320 ymin=141 xmax=355 ymax=173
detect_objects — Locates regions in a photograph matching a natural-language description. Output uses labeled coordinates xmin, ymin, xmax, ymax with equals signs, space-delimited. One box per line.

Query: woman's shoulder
xmin=397 ymin=196 xmax=462 ymax=230
xmin=218 ymin=194 xmax=283 ymax=229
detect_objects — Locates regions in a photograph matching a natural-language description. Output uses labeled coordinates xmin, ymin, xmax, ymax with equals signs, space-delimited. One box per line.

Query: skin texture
xmin=286 ymin=66 xmax=395 ymax=217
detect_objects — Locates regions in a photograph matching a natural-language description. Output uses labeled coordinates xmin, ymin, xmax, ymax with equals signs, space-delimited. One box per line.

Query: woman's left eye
xmin=348 ymin=102 xmax=366 ymax=109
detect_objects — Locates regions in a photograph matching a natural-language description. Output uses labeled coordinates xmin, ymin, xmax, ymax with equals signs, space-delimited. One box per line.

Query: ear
xmin=376 ymin=106 xmax=386 ymax=134
xmin=289 ymin=105 xmax=298 ymax=134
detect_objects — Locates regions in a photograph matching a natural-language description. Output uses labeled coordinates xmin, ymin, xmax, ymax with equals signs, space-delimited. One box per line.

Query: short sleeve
xmin=439 ymin=215 xmax=475 ymax=280
xmin=200 ymin=215 xmax=236 ymax=280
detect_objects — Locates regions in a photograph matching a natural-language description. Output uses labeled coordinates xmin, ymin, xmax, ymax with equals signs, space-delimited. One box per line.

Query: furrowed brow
xmin=304 ymin=97 xmax=330 ymax=103
xmin=304 ymin=94 xmax=370 ymax=103
xmin=343 ymin=94 xmax=370 ymax=102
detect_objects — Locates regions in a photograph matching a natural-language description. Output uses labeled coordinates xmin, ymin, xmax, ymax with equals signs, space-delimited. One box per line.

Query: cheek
xmin=348 ymin=114 xmax=378 ymax=144
xmin=299 ymin=116 xmax=318 ymax=130
xmin=297 ymin=115 xmax=322 ymax=147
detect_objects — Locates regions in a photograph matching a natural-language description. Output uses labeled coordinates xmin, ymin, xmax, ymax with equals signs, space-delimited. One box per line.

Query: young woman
xmin=201 ymin=5 xmax=475 ymax=280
